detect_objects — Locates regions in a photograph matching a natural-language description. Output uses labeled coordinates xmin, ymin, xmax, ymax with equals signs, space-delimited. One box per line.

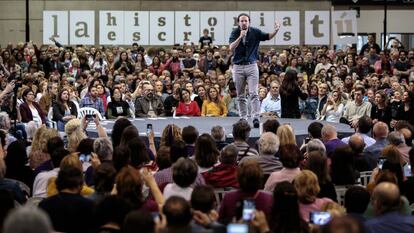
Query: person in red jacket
xmin=175 ymin=88 xmax=201 ymax=117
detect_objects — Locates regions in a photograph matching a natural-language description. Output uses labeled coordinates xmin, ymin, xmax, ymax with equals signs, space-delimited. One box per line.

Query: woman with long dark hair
xmin=395 ymin=90 xmax=414 ymax=126
xmin=175 ymin=88 xmax=200 ymax=117
xmin=52 ymin=88 xmax=78 ymax=132
xmin=371 ymin=89 xmax=392 ymax=126
xmin=280 ymin=70 xmax=308 ymax=118
xmin=114 ymin=51 xmax=134 ymax=74
xmin=19 ymin=89 xmax=46 ymax=127
xmin=267 ymin=181 xmax=309 ymax=233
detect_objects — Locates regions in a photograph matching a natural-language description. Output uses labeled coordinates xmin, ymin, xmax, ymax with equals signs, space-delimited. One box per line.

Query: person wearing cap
xmin=229 ymin=13 xmax=280 ymax=128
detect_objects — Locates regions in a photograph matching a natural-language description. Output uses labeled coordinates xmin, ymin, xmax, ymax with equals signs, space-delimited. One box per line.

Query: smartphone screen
xmin=242 ymin=200 xmax=255 ymax=221
xmin=309 ymin=211 xmax=331 ymax=225
xmin=378 ymin=157 xmax=386 ymax=170
xmin=404 ymin=163 xmax=412 ymax=177
xmin=227 ymin=224 xmax=248 ymax=233
xmin=147 ymin=124 xmax=153 ymax=135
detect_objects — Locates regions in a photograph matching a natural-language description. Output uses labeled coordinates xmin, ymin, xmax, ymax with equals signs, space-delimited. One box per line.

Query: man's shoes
xmin=253 ymin=118 xmax=260 ymax=128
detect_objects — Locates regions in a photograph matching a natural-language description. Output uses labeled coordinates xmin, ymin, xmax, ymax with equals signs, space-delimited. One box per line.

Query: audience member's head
xmin=163 ymin=196 xmax=193 ymax=229
xmin=263 ymin=119 xmax=280 ymax=134
xmin=191 ymin=185 xmax=217 ymax=213
xmin=219 ymin=144 xmax=238 ymax=165
xmin=232 ymin=119 xmax=251 ymax=142
xmin=357 ymin=116 xmax=372 ymax=134
xmin=237 ymin=160 xmax=263 ymax=193
xmin=126 ymin=137 xmax=150 ymax=168
xmin=348 ymin=134 xmax=365 ymax=154
xmin=331 ymin=145 xmax=356 ymax=185
xmin=294 ymin=170 xmax=320 ymax=204
xmin=194 ymin=134 xmax=219 ymax=168
xmin=170 ymin=140 xmax=187 ymax=163
xmin=182 ymin=125 xmax=199 ymax=145
xmin=55 ymin=165 xmax=84 ymax=193
xmin=111 ymin=118 xmax=132 ymax=148
xmin=3 ymin=206 xmax=52 ymax=233
xmin=305 ymin=151 xmax=330 ymax=184
xmin=306 ymin=139 xmax=326 ymax=155
xmin=321 ymin=124 xmax=337 ymax=142
xmin=258 ymin=132 xmax=280 ymax=155
xmin=387 ymin=131 xmax=405 ymax=146
xmin=371 ymin=182 xmax=401 ymax=216
xmin=308 ymin=122 xmax=324 ymax=139
xmin=116 ymin=167 xmax=144 ymax=208
xmin=211 ymin=125 xmax=225 ymax=142
xmin=279 ymin=144 xmax=300 ymax=168
xmin=172 ymin=158 xmax=198 ymax=188
xmin=344 ymin=186 xmax=370 ymax=214
xmin=93 ymin=137 xmax=113 ymax=161
xmin=46 ymin=136 xmax=64 ymax=155
xmin=93 ymin=163 xmax=117 ymax=194
xmin=156 ymin=146 xmax=171 ymax=170
xmin=160 ymin=124 xmax=182 ymax=147
xmin=372 ymin=121 xmax=389 ymax=140
xmin=123 ymin=210 xmax=155 ymax=233
xmin=277 ymin=124 xmax=296 ymax=146
xmin=94 ymin=195 xmax=132 ymax=231
xmin=65 ymin=119 xmax=87 ymax=152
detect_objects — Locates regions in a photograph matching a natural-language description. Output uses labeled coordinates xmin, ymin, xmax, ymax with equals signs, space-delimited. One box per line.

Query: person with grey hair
xmin=0 ymin=112 xmax=17 ymax=145
xmin=211 ymin=125 xmax=228 ymax=150
xmin=364 ymin=121 xmax=389 ymax=166
xmin=255 ymin=132 xmax=282 ymax=175
xmin=3 ymin=206 xmax=52 ymax=233
xmin=305 ymin=139 xmax=326 ymax=155
xmin=93 ymin=137 xmax=113 ymax=162
xmin=388 ymin=131 xmax=411 ymax=164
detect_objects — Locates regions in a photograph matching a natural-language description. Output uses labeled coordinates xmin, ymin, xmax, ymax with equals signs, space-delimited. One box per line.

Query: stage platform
xmin=86 ymin=117 xmax=354 ymax=145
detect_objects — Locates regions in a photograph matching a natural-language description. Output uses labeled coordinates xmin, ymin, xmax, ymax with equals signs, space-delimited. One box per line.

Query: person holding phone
xmin=229 ymin=13 xmax=280 ymax=128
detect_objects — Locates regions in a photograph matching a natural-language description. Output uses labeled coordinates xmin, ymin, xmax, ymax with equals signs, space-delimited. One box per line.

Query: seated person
xmin=163 ymin=158 xmax=198 ymax=201
xmin=52 ymin=88 xmax=77 ymax=132
xmin=106 ymin=87 xmax=131 ymax=119
xmin=135 ymin=84 xmax=165 ymax=118
xmin=19 ymin=89 xmax=46 ymax=127
xmin=201 ymin=87 xmax=227 ymax=117
xmin=175 ymin=88 xmax=200 ymax=116
xmin=80 ymin=85 xmax=105 ymax=116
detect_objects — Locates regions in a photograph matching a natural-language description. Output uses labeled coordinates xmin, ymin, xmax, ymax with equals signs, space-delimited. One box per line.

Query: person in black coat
xmin=52 ymin=88 xmax=77 ymax=132
xmin=106 ymin=87 xmax=131 ymax=119
xmin=280 ymin=70 xmax=308 ymax=118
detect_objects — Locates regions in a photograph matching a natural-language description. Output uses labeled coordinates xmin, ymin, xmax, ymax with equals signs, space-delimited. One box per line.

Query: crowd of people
xmin=0 ymin=33 xmax=413 ymax=233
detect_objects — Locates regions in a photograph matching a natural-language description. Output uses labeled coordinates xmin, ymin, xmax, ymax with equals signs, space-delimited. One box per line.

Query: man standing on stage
xmin=229 ymin=13 xmax=280 ymax=128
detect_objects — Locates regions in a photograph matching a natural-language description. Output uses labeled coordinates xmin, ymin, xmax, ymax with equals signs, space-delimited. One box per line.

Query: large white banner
xmin=275 ymin=11 xmax=300 ymax=45
xmin=200 ymin=11 xmax=225 ymax=45
xmin=150 ymin=11 xmax=175 ymax=45
xmin=124 ymin=11 xmax=150 ymax=45
xmin=43 ymin=11 xmax=68 ymax=45
xmin=42 ymin=10 xmax=356 ymax=46
xmin=99 ymin=11 xmax=124 ymax=45
xmin=175 ymin=11 xmax=200 ymax=45
xmin=250 ymin=11 xmax=275 ymax=45
xmin=69 ymin=11 xmax=95 ymax=45
xmin=332 ymin=10 xmax=358 ymax=45
xmin=305 ymin=11 xmax=330 ymax=45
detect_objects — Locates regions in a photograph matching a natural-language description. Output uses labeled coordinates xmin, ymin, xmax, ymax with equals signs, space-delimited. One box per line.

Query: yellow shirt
xmin=47 ymin=177 xmax=95 ymax=197
xmin=201 ymin=100 xmax=227 ymax=117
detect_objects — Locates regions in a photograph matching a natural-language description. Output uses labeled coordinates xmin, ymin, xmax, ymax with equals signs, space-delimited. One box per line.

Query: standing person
xmin=279 ymin=70 xmax=308 ymax=118
xmin=229 ymin=13 xmax=280 ymax=128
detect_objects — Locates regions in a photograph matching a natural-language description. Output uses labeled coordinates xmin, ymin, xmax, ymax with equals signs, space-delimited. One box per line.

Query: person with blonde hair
xmin=29 ymin=126 xmax=59 ymax=169
xmin=159 ymin=124 xmax=182 ymax=147
xmin=276 ymin=124 xmax=296 ymax=146
xmin=201 ymin=87 xmax=227 ymax=117
xmin=65 ymin=118 xmax=87 ymax=152
xmin=294 ymin=170 xmax=333 ymax=222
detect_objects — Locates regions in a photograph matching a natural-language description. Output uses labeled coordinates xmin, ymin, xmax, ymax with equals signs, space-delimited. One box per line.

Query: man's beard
xmin=147 ymin=93 xmax=154 ymax=99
